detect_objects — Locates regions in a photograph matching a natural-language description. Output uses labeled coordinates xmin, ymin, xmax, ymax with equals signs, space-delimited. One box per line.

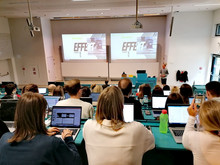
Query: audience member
xmin=1 ymin=83 xmax=18 ymax=99
xmin=102 ymin=80 xmax=110 ymax=89
xmin=91 ymin=84 xmax=103 ymax=93
xmin=56 ymin=79 xmax=94 ymax=119
xmin=183 ymin=100 xmax=220 ymax=165
xmin=171 ymin=86 xmax=179 ymax=94
xmin=163 ymin=85 xmax=170 ymax=91
xmin=180 ymin=84 xmax=193 ymax=104
xmin=0 ymin=92 xmax=81 ymax=164
xmin=152 ymin=85 xmax=164 ymax=96
xmin=48 ymin=84 xmax=56 ymax=96
xmin=165 ymin=93 xmax=184 ymax=110
xmin=138 ymin=84 xmax=152 ymax=107
xmin=118 ymin=78 xmax=144 ymax=120
xmin=0 ymin=120 xmax=9 ymax=139
xmin=81 ymin=86 xmax=91 ymax=97
xmin=205 ymin=81 xmax=220 ymax=101
xmin=22 ymin=84 xmax=39 ymax=94
xmin=52 ymin=85 xmax=64 ymax=99
xmin=83 ymin=86 xmax=155 ymax=165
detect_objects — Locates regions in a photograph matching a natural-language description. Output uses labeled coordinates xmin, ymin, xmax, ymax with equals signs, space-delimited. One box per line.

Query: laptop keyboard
xmin=55 ymin=129 xmax=78 ymax=135
xmin=173 ymin=130 xmax=184 ymax=136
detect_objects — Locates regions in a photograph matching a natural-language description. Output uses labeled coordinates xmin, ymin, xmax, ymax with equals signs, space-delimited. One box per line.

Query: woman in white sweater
xmin=83 ymin=86 xmax=155 ymax=165
xmin=183 ymin=100 xmax=220 ymax=165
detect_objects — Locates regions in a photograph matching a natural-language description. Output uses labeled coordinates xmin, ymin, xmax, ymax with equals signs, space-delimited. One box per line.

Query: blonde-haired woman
xmin=83 ymin=86 xmax=155 ymax=165
xmin=183 ymin=100 xmax=220 ymax=165
xmin=0 ymin=92 xmax=81 ymax=165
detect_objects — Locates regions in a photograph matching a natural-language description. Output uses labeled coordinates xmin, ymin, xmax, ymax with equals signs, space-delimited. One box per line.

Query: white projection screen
xmin=62 ymin=34 xmax=106 ymax=61
xmin=111 ymin=32 xmax=158 ymax=60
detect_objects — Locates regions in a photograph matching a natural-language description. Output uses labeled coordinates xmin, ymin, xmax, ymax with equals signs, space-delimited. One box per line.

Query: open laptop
xmin=80 ymin=97 xmax=93 ymax=104
xmin=123 ymin=104 xmax=134 ymax=122
xmin=50 ymin=106 xmax=82 ymax=140
xmin=0 ymin=99 xmax=18 ymax=132
xmin=44 ymin=96 xmax=61 ymax=109
xmin=168 ymin=104 xmax=189 ymax=143
xmin=163 ymin=90 xmax=171 ymax=96
xmin=90 ymin=93 xmax=100 ymax=102
xmin=151 ymin=96 xmax=167 ymax=117
xmin=39 ymin=88 xmax=47 ymax=95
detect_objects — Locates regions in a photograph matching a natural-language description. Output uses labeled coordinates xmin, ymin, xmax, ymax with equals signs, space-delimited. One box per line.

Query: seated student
xmin=138 ymin=84 xmax=152 ymax=107
xmin=205 ymin=81 xmax=220 ymax=101
xmin=91 ymin=84 xmax=103 ymax=93
xmin=1 ymin=83 xmax=19 ymax=99
xmin=22 ymin=84 xmax=39 ymax=94
xmin=165 ymin=93 xmax=184 ymax=110
xmin=0 ymin=120 xmax=9 ymax=138
xmin=152 ymin=85 xmax=164 ymax=96
xmin=171 ymin=86 xmax=179 ymax=94
xmin=48 ymin=84 xmax=56 ymax=96
xmin=83 ymin=86 xmax=155 ymax=165
xmin=102 ymin=80 xmax=110 ymax=89
xmin=0 ymin=92 xmax=81 ymax=165
xmin=163 ymin=85 xmax=170 ymax=91
xmin=118 ymin=78 xmax=144 ymax=120
xmin=52 ymin=85 xmax=64 ymax=100
xmin=56 ymin=79 xmax=94 ymax=119
xmin=183 ymin=100 xmax=220 ymax=165
xmin=180 ymin=84 xmax=193 ymax=104
xmin=81 ymin=86 xmax=91 ymax=97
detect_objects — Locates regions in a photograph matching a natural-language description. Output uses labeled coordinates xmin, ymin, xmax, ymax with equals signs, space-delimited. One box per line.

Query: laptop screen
xmin=51 ymin=106 xmax=81 ymax=128
xmin=90 ymin=93 xmax=100 ymax=102
xmin=168 ymin=105 xmax=189 ymax=125
xmin=39 ymin=88 xmax=47 ymax=94
xmin=44 ymin=96 xmax=60 ymax=108
xmin=80 ymin=97 xmax=92 ymax=104
xmin=152 ymin=96 xmax=167 ymax=109
xmin=163 ymin=90 xmax=171 ymax=96
xmin=123 ymin=104 xmax=134 ymax=122
xmin=0 ymin=99 xmax=18 ymax=121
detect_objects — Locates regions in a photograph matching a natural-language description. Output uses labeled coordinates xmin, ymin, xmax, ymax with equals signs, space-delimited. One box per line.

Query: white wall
xmin=166 ymin=11 xmax=213 ymax=86
xmin=9 ymin=18 xmax=48 ymax=85
xmin=51 ymin=16 xmax=166 ymax=80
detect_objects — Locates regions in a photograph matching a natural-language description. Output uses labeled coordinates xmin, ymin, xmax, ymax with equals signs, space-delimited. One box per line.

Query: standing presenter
xmin=160 ymin=63 xmax=169 ymax=85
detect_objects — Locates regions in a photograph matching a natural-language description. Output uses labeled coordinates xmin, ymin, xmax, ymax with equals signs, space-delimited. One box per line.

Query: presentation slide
xmin=62 ymin=34 xmax=106 ymax=60
xmin=111 ymin=32 xmax=158 ymax=60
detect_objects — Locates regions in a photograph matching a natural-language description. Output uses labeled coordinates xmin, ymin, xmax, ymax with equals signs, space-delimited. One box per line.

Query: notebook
xmin=50 ymin=106 xmax=82 ymax=140
xmin=123 ymin=104 xmax=134 ymax=122
xmin=39 ymin=88 xmax=47 ymax=94
xmin=44 ymin=96 xmax=61 ymax=109
xmin=168 ymin=104 xmax=189 ymax=143
xmin=151 ymin=96 xmax=167 ymax=117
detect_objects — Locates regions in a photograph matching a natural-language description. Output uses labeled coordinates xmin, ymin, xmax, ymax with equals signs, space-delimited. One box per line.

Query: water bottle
xmin=159 ymin=109 xmax=168 ymax=133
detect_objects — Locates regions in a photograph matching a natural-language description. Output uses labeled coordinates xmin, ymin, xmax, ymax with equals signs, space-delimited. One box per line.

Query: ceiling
xmin=0 ymin=0 xmax=220 ymax=19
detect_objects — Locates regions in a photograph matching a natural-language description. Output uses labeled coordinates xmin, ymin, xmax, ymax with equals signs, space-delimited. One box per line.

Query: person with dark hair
xmin=0 ymin=92 xmax=81 ymax=165
xmin=118 ymin=78 xmax=144 ymax=120
xmin=81 ymin=86 xmax=91 ymax=97
xmin=83 ymin=86 xmax=154 ymax=165
xmin=0 ymin=120 xmax=9 ymax=138
xmin=56 ymin=79 xmax=94 ymax=119
xmin=1 ymin=83 xmax=17 ymax=99
xmin=163 ymin=85 xmax=170 ymax=91
xmin=152 ymin=85 xmax=164 ymax=96
xmin=165 ymin=93 xmax=184 ymax=110
xmin=180 ymin=84 xmax=193 ymax=104
xmin=102 ymin=80 xmax=110 ymax=89
xmin=205 ymin=81 xmax=220 ymax=101
xmin=138 ymin=84 xmax=152 ymax=107
xmin=22 ymin=84 xmax=39 ymax=94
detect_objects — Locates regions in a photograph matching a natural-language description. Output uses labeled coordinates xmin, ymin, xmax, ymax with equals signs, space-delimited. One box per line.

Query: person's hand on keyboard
xmin=47 ymin=127 xmax=60 ymax=136
xmin=62 ymin=129 xmax=73 ymax=139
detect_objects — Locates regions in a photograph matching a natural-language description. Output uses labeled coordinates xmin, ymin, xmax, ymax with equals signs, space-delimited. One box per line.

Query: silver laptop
xmin=123 ymin=104 xmax=134 ymax=122
xmin=152 ymin=96 xmax=167 ymax=117
xmin=50 ymin=106 xmax=82 ymax=140
xmin=39 ymin=88 xmax=47 ymax=94
xmin=44 ymin=96 xmax=61 ymax=109
xmin=168 ymin=104 xmax=189 ymax=143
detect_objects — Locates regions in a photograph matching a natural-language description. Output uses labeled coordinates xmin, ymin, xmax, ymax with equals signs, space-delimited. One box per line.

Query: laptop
xmin=168 ymin=104 xmax=189 ymax=143
xmin=90 ymin=93 xmax=100 ymax=102
xmin=64 ymin=92 xmax=70 ymax=99
xmin=123 ymin=104 xmax=134 ymax=122
xmin=44 ymin=96 xmax=61 ymax=109
xmin=151 ymin=96 xmax=167 ymax=117
xmin=50 ymin=106 xmax=82 ymax=140
xmin=39 ymin=88 xmax=47 ymax=94
xmin=80 ymin=97 xmax=92 ymax=104
xmin=0 ymin=99 xmax=18 ymax=132
xmin=163 ymin=90 xmax=171 ymax=96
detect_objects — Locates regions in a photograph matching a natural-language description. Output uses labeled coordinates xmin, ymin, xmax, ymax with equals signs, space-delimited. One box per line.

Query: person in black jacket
xmin=0 ymin=92 xmax=81 ymax=165
xmin=0 ymin=120 xmax=9 ymax=138
xmin=118 ymin=78 xmax=144 ymax=120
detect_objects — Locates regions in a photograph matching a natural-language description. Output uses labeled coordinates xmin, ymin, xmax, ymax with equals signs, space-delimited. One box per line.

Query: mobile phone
xmin=195 ymin=95 xmax=205 ymax=108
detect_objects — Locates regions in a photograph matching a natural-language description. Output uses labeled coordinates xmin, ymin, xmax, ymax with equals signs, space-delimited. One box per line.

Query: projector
xmin=132 ymin=20 xmax=143 ymax=29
